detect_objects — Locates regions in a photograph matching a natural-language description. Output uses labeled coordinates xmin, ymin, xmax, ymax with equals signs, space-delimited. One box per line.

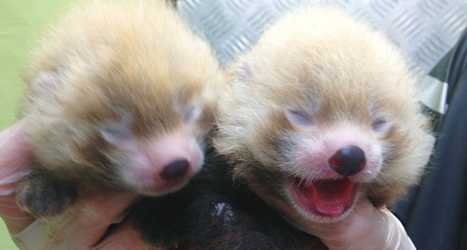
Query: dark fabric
xmin=393 ymin=28 xmax=467 ymax=250
xmin=390 ymin=41 xmax=454 ymax=224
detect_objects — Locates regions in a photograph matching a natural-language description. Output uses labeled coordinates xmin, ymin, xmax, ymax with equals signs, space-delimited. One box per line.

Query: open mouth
xmin=289 ymin=177 xmax=358 ymax=218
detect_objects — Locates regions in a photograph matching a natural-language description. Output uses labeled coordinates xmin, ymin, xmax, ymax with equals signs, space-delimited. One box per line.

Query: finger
xmin=314 ymin=199 xmax=404 ymax=250
xmin=0 ymin=121 xmax=33 ymax=178
xmin=70 ymin=189 xmax=140 ymax=246
xmin=34 ymin=189 xmax=140 ymax=249
xmin=0 ymin=121 xmax=36 ymax=234
xmin=11 ymin=190 xmax=140 ymax=250
xmin=93 ymin=217 xmax=157 ymax=250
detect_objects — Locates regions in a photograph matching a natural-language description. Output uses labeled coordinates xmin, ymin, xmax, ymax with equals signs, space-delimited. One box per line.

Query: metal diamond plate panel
xmin=368 ymin=0 xmax=398 ymax=19
xmin=178 ymin=0 xmax=467 ymax=77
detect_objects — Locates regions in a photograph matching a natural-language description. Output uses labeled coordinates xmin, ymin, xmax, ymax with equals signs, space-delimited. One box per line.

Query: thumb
xmin=297 ymin=199 xmax=416 ymax=250
xmin=0 ymin=121 xmax=36 ymax=234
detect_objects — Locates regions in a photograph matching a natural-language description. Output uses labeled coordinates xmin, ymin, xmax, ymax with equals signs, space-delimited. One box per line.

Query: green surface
xmin=0 ymin=220 xmax=14 ymax=250
xmin=0 ymin=0 xmax=73 ymax=248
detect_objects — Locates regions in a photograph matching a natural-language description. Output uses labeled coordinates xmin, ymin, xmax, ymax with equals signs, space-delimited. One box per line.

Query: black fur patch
xmin=132 ymin=149 xmax=326 ymax=249
xmin=16 ymin=163 xmax=78 ymax=219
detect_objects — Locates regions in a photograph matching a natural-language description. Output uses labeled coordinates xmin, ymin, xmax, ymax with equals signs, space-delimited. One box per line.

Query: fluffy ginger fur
xmin=18 ymin=0 xmax=222 ymax=219
xmin=215 ymin=5 xmax=432 ymax=227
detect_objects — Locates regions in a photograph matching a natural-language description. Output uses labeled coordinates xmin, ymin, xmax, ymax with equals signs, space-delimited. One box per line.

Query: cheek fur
xmin=250 ymin=109 xmax=297 ymax=165
xmin=367 ymin=124 xmax=423 ymax=206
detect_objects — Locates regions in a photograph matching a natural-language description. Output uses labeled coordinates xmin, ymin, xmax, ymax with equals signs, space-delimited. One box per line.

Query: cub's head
xmin=215 ymin=6 xmax=432 ymax=223
xmin=22 ymin=0 xmax=223 ymax=195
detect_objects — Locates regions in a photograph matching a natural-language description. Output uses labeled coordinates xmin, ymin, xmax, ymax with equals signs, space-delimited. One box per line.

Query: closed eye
xmin=371 ymin=119 xmax=389 ymax=133
xmin=100 ymin=123 xmax=132 ymax=143
xmin=182 ymin=105 xmax=200 ymax=125
xmin=285 ymin=109 xmax=313 ymax=126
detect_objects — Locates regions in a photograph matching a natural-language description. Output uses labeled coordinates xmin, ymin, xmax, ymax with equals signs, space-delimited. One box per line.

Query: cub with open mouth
xmin=215 ymin=5 xmax=433 ymax=226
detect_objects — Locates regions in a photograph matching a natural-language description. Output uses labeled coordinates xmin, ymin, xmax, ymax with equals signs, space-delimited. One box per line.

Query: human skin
xmin=288 ymin=199 xmax=416 ymax=250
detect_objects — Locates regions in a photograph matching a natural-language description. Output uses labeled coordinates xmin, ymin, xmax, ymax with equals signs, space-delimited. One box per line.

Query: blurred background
xmin=0 ymin=0 xmax=74 ymax=131
xmin=1 ymin=0 xmax=466 ymax=249
xmin=0 ymin=1 xmax=74 ymax=248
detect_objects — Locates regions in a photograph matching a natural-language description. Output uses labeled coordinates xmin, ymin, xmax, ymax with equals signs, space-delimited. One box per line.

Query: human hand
xmin=289 ymin=198 xmax=416 ymax=250
xmin=0 ymin=121 xmax=155 ymax=250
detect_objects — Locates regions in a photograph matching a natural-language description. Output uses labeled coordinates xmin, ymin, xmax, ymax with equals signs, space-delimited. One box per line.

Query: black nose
xmin=329 ymin=146 xmax=366 ymax=177
xmin=160 ymin=159 xmax=190 ymax=180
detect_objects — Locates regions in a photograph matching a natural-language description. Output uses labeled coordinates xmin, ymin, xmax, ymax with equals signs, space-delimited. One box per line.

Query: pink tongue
xmin=297 ymin=178 xmax=354 ymax=217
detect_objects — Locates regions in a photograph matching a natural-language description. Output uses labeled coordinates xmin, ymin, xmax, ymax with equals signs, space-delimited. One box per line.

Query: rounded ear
xmin=30 ymin=72 xmax=61 ymax=93
xmin=30 ymin=72 xmax=61 ymax=101
xmin=236 ymin=61 xmax=254 ymax=84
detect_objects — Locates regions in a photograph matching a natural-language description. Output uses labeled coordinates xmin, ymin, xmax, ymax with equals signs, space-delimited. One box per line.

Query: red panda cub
xmin=17 ymin=0 xmax=222 ymax=219
xmin=215 ymin=5 xmax=432 ymax=235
